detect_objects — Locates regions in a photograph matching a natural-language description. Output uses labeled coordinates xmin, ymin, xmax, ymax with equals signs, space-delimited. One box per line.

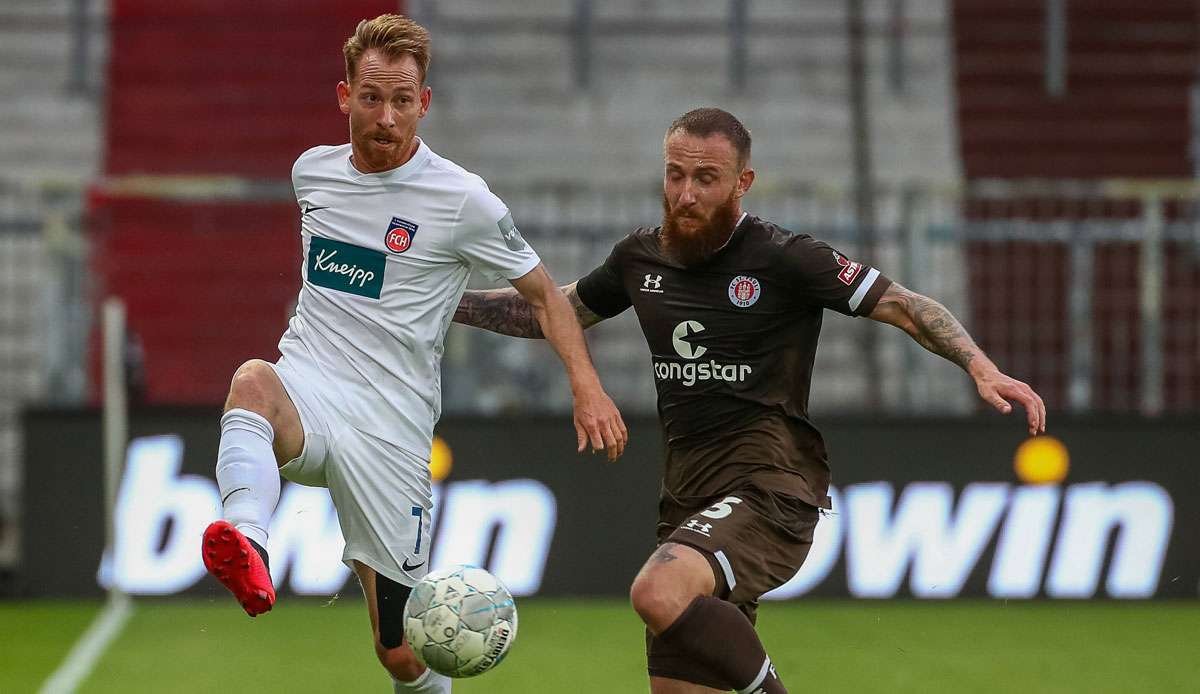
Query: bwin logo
xmin=672 ymin=321 xmax=706 ymax=359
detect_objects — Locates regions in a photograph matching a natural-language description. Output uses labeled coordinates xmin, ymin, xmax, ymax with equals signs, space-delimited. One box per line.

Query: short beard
xmin=660 ymin=190 xmax=741 ymax=267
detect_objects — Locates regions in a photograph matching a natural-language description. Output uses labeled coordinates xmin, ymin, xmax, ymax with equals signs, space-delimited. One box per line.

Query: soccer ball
xmin=403 ymin=565 xmax=518 ymax=678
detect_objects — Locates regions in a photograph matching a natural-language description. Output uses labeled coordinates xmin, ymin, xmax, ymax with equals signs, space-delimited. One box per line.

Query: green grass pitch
xmin=3 ymin=598 xmax=1198 ymax=693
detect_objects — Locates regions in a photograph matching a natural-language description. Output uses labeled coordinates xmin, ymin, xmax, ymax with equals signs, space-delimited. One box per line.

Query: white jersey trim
xmin=848 ymin=267 xmax=881 ymax=313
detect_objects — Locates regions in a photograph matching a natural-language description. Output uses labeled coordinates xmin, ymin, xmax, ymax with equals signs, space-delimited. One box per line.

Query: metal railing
xmin=2 ymin=174 xmax=1198 ymax=564
xmin=3 ymin=175 xmax=1198 ymax=417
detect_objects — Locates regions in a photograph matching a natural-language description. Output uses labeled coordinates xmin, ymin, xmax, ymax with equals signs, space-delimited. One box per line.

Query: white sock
xmin=393 ymin=668 xmax=452 ymax=693
xmin=215 ymin=408 xmax=280 ymax=549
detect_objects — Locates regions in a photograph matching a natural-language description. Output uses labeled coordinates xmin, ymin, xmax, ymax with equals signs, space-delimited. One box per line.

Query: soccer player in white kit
xmin=199 ymin=15 xmax=627 ymax=693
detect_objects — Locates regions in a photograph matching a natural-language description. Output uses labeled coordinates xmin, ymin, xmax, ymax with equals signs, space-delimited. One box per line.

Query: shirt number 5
xmin=700 ymin=496 xmax=743 ymax=520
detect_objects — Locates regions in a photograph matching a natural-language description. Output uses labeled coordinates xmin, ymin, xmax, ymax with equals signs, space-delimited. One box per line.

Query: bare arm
xmin=504 ymin=266 xmax=627 ymax=460
xmin=453 ymin=280 xmax=607 ymax=338
xmin=869 ymin=281 xmax=1046 ymax=434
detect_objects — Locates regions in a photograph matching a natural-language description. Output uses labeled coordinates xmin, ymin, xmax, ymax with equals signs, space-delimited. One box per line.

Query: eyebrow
xmin=666 ymin=162 xmax=723 ymax=174
xmin=357 ymin=79 xmax=417 ymax=94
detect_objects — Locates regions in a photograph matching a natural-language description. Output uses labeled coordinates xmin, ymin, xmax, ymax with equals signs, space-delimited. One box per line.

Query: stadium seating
xmin=414 ymin=0 xmax=959 ymax=186
xmin=88 ymin=195 xmax=300 ymax=404
xmin=105 ymin=0 xmax=392 ymax=177
xmin=954 ymin=0 xmax=1197 ymax=178
xmin=954 ymin=0 xmax=1199 ymax=411
xmin=90 ymin=0 xmax=393 ymax=403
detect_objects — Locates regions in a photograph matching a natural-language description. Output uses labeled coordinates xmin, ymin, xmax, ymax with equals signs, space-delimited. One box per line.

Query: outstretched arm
xmin=454 ymin=280 xmax=607 ymax=338
xmin=492 ymin=266 xmax=627 ymax=460
xmin=868 ymin=282 xmax=1046 ymax=434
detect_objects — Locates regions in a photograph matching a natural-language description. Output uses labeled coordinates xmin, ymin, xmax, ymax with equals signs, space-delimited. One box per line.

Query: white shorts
xmin=271 ymin=357 xmax=432 ymax=587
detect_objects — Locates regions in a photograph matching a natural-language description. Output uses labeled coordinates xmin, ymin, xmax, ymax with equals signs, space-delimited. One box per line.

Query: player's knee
xmin=225 ymin=360 xmax=280 ymax=417
xmin=375 ymin=641 xmax=425 ymax=682
xmin=631 ymin=572 xmax=686 ymax=634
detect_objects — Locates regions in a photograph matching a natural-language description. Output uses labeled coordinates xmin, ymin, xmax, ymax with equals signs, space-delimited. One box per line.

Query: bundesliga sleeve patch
xmin=497 ymin=212 xmax=527 ymax=251
xmin=832 ymin=251 xmax=864 ymax=286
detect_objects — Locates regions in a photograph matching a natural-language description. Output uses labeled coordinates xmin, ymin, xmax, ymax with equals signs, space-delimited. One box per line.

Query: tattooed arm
xmin=454 ymin=280 xmax=608 ymax=339
xmin=869 ymin=281 xmax=1046 ymax=434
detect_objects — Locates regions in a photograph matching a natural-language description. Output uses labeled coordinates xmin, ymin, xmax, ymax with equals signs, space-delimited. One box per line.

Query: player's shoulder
xmin=742 ymin=215 xmax=806 ymax=246
xmin=292 ymin=144 xmax=350 ymax=169
xmin=618 ymin=226 xmax=661 ymax=255
xmin=595 ymin=226 xmax=660 ymax=267
xmin=743 ymin=216 xmax=829 ymax=257
xmin=421 ymin=145 xmax=493 ymax=197
xmin=421 ymin=145 xmax=509 ymax=221
xmin=292 ymin=144 xmax=350 ymax=178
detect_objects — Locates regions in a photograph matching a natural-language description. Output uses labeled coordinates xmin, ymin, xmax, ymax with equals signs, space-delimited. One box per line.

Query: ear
xmin=337 ymin=81 xmax=351 ymax=115
xmin=418 ymin=85 xmax=432 ymax=118
xmin=735 ymin=167 xmax=755 ymax=199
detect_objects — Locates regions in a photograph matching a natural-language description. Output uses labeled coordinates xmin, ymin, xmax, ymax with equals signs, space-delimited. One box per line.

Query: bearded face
xmin=660 ymin=186 xmax=742 ymax=267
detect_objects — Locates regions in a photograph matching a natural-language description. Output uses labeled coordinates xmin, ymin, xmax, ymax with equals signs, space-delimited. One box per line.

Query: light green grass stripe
xmin=39 ymin=595 xmax=134 ymax=694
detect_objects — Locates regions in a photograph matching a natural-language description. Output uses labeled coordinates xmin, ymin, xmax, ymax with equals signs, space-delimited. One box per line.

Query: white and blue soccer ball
xmin=403 ymin=565 xmax=518 ymax=678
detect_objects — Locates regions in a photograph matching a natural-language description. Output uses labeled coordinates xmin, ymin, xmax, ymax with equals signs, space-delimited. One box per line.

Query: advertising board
xmin=18 ymin=410 xmax=1198 ymax=599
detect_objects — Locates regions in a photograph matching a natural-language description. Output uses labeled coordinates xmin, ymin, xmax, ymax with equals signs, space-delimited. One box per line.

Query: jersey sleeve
xmin=575 ymin=238 xmax=633 ymax=318
xmin=783 ymin=235 xmax=892 ymax=316
xmin=291 ymin=147 xmax=318 ymax=208
xmin=452 ymin=185 xmax=542 ymax=283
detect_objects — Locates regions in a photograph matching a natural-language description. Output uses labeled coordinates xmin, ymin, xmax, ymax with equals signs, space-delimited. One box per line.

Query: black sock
xmin=247 ymin=538 xmax=270 ymax=573
xmin=657 ymin=596 xmax=785 ymax=694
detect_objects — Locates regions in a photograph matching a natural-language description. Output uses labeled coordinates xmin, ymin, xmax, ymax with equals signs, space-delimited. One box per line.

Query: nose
xmin=676 ymin=180 xmax=698 ymax=207
xmin=377 ymin=102 xmax=397 ymax=129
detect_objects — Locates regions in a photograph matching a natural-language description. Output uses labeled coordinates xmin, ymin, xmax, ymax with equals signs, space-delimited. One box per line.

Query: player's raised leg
xmin=353 ymin=561 xmax=452 ymax=693
xmin=203 ymin=359 xmax=304 ymax=616
xmin=632 ymin=543 xmax=786 ymax=694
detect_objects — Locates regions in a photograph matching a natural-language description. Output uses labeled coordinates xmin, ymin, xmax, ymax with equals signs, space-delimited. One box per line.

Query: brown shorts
xmin=646 ymin=485 xmax=819 ymax=687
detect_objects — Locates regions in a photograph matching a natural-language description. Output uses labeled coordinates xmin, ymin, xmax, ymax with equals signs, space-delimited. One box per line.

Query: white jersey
xmin=278 ymin=139 xmax=540 ymax=458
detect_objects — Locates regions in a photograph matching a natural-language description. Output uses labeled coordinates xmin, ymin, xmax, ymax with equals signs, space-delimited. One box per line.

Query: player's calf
xmin=655 ymin=596 xmax=785 ymax=694
xmin=377 ymin=642 xmax=424 ymax=681
xmin=362 ymin=565 xmax=452 ymax=693
xmin=379 ymin=644 xmax=452 ymax=693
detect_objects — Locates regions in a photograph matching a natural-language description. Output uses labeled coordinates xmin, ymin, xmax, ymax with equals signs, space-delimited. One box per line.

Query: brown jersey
xmin=576 ymin=214 xmax=891 ymax=509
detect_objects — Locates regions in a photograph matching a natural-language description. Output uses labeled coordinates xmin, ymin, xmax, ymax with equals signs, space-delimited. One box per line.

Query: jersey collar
xmin=711 ymin=211 xmax=750 ymax=256
xmin=346 ymin=137 xmax=431 ymax=180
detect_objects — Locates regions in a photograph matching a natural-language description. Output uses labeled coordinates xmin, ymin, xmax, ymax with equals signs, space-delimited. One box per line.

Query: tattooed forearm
xmin=872 ymin=283 xmax=982 ymax=372
xmin=454 ymin=288 xmax=545 ymax=338
xmin=908 ymin=293 xmax=979 ymax=370
xmin=453 ymin=282 xmax=605 ymax=338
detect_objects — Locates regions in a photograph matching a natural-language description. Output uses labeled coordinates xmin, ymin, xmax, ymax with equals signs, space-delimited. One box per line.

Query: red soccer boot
xmin=202 ymin=520 xmax=275 ymax=617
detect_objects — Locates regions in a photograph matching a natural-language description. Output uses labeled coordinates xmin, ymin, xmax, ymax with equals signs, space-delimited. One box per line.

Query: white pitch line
xmin=38 ymin=594 xmax=134 ymax=694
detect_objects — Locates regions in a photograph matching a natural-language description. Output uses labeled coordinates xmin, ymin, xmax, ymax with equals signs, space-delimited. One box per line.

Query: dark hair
xmin=665 ymin=108 xmax=752 ymax=168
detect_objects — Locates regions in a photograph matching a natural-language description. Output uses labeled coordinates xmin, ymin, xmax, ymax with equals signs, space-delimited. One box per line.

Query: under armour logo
xmin=683 ymin=519 xmax=713 ymax=536
xmin=640 ymin=274 xmax=664 ymax=293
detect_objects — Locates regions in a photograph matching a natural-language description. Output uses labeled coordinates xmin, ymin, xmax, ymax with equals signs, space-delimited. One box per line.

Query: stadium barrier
xmin=16 ymin=409 xmax=1197 ymax=600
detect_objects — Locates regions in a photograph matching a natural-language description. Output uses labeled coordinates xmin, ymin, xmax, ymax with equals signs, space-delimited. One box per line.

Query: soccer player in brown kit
xmin=453 ymin=108 xmax=1046 ymax=693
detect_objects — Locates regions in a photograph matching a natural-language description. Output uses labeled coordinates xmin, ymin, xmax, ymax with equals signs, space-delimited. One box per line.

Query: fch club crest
xmin=385 ymin=216 xmax=420 ymax=253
